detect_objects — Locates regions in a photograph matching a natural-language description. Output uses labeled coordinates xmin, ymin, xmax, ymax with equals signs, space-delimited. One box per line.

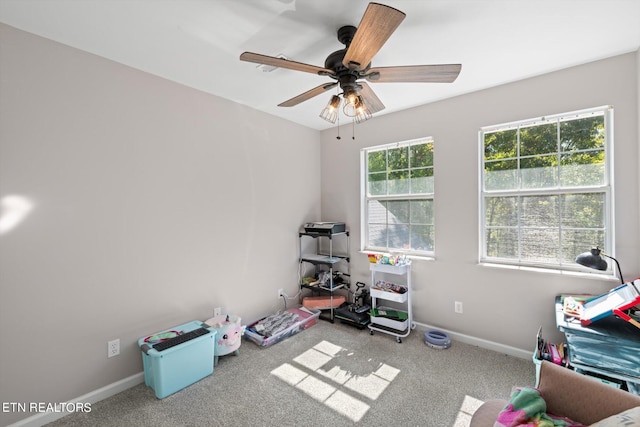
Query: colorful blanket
xmin=495 ymin=387 xmax=586 ymax=427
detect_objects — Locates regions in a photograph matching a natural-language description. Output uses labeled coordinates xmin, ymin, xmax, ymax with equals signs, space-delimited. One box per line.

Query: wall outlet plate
xmin=107 ymin=339 xmax=120 ymax=358
xmin=454 ymin=301 xmax=463 ymax=314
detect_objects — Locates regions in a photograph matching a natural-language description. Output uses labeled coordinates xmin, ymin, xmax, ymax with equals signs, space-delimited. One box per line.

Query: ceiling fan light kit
xmin=239 ymin=2 xmax=462 ymax=125
xmin=343 ymin=95 xmax=372 ymax=121
xmin=319 ymin=95 xmax=341 ymax=124
xmin=354 ymin=98 xmax=373 ymax=124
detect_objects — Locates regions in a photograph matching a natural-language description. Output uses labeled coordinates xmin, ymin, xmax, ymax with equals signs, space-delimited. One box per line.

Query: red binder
xmin=612 ymin=308 xmax=640 ymax=329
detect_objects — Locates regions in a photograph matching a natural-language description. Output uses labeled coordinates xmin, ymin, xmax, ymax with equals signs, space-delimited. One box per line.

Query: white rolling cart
xmin=368 ymin=262 xmax=413 ymax=343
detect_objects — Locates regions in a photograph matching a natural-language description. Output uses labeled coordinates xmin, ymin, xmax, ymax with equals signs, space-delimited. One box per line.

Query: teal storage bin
xmin=138 ymin=321 xmax=216 ymax=399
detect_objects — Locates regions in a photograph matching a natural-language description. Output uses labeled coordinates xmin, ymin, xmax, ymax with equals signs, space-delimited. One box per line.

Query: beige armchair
xmin=470 ymin=360 xmax=640 ymax=426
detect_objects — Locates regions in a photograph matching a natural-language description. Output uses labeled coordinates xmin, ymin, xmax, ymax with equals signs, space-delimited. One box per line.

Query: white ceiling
xmin=1 ymin=0 xmax=639 ymax=130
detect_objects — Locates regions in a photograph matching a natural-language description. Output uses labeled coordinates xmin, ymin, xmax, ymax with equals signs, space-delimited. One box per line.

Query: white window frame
xmin=361 ymin=137 xmax=435 ymax=257
xmin=479 ymin=106 xmax=615 ymax=273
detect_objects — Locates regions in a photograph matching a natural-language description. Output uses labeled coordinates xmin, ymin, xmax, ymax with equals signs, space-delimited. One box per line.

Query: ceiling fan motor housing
xmin=325 ymin=26 xmax=370 ymax=94
xmin=337 ymin=25 xmax=357 ymax=46
xmin=324 ymin=49 xmax=349 ymax=73
xmin=325 ymin=26 xmax=371 ymax=71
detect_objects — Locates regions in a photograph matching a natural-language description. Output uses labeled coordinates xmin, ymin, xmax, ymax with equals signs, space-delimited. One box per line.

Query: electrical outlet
xmin=454 ymin=301 xmax=463 ymax=314
xmin=277 ymin=288 xmax=285 ymax=299
xmin=107 ymin=339 xmax=120 ymax=358
xmin=214 ymin=307 xmax=222 ymax=317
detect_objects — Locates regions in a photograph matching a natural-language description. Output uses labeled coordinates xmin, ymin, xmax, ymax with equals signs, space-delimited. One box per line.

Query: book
xmin=561 ymin=294 xmax=593 ymax=318
xmin=580 ymin=279 xmax=640 ymax=327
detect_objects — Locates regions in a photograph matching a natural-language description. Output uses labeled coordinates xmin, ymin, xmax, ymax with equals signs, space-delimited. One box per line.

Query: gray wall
xmin=320 ymin=51 xmax=640 ymax=352
xmin=0 ymin=24 xmax=321 ymax=426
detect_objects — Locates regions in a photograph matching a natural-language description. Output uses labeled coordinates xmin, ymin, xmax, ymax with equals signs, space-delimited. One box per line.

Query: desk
xmin=555 ymin=296 xmax=640 ymax=394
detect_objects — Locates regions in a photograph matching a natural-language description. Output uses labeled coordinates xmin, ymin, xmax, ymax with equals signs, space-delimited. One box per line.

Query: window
xmin=480 ymin=106 xmax=613 ymax=272
xmin=362 ymin=138 xmax=434 ymax=256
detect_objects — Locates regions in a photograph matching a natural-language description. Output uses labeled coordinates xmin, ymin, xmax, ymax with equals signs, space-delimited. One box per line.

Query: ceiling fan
xmin=239 ymin=2 xmax=462 ymax=124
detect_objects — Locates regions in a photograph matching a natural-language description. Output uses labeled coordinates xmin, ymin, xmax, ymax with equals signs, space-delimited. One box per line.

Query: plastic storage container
xmin=245 ymin=306 xmax=320 ymax=347
xmin=370 ymin=287 xmax=408 ymax=304
xmin=138 ymin=321 xmax=216 ymax=399
xmin=563 ymin=329 xmax=640 ymax=378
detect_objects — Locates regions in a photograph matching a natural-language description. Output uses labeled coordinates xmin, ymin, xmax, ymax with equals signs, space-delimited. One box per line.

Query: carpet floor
xmin=46 ymin=319 xmax=535 ymax=427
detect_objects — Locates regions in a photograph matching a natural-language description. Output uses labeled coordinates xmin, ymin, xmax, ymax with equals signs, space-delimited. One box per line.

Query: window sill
xmin=479 ymin=262 xmax=621 ymax=282
xmin=359 ymin=250 xmax=435 ymax=262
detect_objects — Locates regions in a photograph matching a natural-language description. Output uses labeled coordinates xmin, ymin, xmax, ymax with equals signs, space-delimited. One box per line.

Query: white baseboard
xmin=414 ymin=321 xmax=532 ymax=360
xmin=8 ymin=372 xmax=144 ymax=427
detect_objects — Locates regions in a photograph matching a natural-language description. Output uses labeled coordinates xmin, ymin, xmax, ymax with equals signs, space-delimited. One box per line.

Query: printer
xmin=303 ymin=222 xmax=346 ymax=235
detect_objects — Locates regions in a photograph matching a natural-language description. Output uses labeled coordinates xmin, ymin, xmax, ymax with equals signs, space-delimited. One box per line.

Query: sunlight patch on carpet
xmin=454 ymin=395 xmax=485 ymax=426
xmin=293 ymin=348 xmax=333 ymax=371
xmin=325 ymin=390 xmax=370 ymax=422
xmin=296 ymin=375 xmax=336 ymax=401
xmin=317 ymin=363 xmax=352 ymax=385
xmin=343 ymin=369 xmax=392 ymax=400
xmin=270 ymin=339 xmax=400 ymax=422
xmin=313 ymin=340 xmax=343 ymax=357
xmin=373 ymin=363 xmax=400 ymax=382
xmin=270 ymin=363 xmax=308 ymax=386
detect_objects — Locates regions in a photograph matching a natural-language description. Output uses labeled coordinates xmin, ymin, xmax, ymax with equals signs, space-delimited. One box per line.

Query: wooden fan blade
xmin=366 ymin=64 xmax=462 ymax=83
xmin=278 ymin=82 xmax=338 ymax=107
xmin=342 ymin=3 xmax=406 ymax=71
xmin=240 ymin=52 xmax=335 ymax=76
xmin=358 ymin=81 xmax=385 ymax=114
